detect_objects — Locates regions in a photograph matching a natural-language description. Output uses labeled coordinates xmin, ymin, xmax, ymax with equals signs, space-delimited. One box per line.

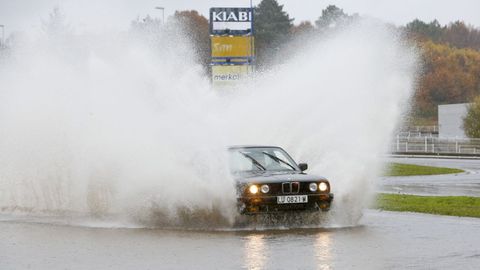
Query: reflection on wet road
xmin=314 ymin=232 xmax=332 ymax=270
xmin=1 ymin=210 xmax=479 ymax=269
xmin=244 ymin=234 xmax=267 ymax=270
xmin=380 ymin=157 xmax=480 ymax=197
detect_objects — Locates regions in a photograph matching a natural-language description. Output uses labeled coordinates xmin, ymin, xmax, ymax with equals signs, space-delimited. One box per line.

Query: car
xmin=229 ymin=145 xmax=334 ymax=215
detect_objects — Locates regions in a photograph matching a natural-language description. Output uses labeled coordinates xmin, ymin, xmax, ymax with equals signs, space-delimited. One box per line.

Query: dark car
xmin=229 ymin=146 xmax=334 ymax=215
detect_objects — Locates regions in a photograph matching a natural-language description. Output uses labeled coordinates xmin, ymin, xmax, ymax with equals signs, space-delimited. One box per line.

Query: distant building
xmin=438 ymin=103 xmax=469 ymax=138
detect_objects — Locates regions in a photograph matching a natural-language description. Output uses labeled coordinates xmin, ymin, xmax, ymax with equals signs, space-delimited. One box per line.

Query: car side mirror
xmin=298 ymin=163 xmax=308 ymax=172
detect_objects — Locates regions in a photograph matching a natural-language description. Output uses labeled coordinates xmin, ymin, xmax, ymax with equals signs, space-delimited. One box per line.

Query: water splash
xmin=0 ymin=18 xmax=418 ymax=229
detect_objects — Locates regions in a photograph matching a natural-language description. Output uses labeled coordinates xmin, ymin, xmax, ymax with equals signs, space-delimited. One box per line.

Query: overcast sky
xmin=1 ymin=0 xmax=479 ymax=35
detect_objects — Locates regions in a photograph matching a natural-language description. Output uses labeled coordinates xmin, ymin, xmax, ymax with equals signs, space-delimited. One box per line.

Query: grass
xmin=385 ymin=163 xmax=464 ymax=176
xmin=379 ymin=163 xmax=472 ymax=217
xmin=375 ymin=193 xmax=480 ymax=218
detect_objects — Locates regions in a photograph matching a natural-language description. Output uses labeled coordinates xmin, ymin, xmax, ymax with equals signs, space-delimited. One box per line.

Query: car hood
xmin=233 ymin=171 xmax=328 ymax=184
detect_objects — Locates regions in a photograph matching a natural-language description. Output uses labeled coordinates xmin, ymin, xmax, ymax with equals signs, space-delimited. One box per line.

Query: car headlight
xmin=309 ymin=183 xmax=318 ymax=192
xmin=318 ymin=182 xmax=328 ymax=192
xmin=248 ymin=185 xmax=259 ymax=194
xmin=260 ymin=184 xmax=269 ymax=193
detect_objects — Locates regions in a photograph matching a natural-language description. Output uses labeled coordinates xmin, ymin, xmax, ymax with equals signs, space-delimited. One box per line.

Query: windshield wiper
xmin=239 ymin=151 xmax=266 ymax=171
xmin=262 ymin=151 xmax=296 ymax=171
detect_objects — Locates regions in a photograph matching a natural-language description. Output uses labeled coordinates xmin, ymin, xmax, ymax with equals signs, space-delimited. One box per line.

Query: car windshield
xmin=229 ymin=147 xmax=299 ymax=173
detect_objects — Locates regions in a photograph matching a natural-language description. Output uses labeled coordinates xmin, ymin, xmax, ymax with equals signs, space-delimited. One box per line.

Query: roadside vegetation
xmin=463 ymin=96 xmax=480 ymax=138
xmin=128 ymin=1 xmax=480 ymax=125
xmin=385 ymin=163 xmax=464 ymax=176
xmin=376 ymin=194 xmax=480 ymax=218
xmin=378 ymin=163 xmax=476 ymax=218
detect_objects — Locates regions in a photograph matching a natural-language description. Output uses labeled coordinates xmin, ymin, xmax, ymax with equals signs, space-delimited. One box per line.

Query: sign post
xmin=209 ymin=8 xmax=253 ymax=35
xmin=209 ymin=7 xmax=255 ymax=88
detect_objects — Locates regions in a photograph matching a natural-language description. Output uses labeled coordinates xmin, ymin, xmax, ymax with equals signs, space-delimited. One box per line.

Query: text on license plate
xmin=277 ymin=195 xmax=308 ymax=204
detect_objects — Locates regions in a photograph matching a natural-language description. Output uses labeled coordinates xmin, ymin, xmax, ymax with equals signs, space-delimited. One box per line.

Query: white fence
xmin=393 ymin=136 xmax=480 ymax=155
xmin=401 ymin=125 xmax=438 ymax=133
xmin=397 ymin=126 xmax=439 ymax=139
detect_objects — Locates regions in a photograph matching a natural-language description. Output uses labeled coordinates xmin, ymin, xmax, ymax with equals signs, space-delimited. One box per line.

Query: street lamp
xmin=155 ymin=7 xmax=165 ymax=24
xmin=0 ymin=25 xmax=5 ymax=46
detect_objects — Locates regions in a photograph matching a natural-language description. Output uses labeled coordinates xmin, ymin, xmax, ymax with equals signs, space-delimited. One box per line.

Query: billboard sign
xmin=211 ymin=65 xmax=252 ymax=84
xmin=211 ymin=36 xmax=254 ymax=58
xmin=210 ymin=8 xmax=253 ymax=35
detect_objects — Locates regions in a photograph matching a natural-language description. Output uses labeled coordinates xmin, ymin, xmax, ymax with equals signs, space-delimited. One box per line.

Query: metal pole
xmin=0 ymin=25 xmax=4 ymax=47
xmin=250 ymin=0 xmax=254 ymax=68
xmin=396 ymin=134 xmax=399 ymax=152
xmin=155 ymin=7 xmax=165 ymax=24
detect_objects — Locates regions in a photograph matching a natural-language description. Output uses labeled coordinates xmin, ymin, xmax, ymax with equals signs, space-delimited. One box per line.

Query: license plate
xmin=277 ymin=195 xmax=308 ymax=204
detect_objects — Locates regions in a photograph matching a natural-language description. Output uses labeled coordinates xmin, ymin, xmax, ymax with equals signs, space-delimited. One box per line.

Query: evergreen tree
xmin=42 ymin=7 xmax=72 ymax=37
xmin=405 ymin=19 xmax=444 ymax=42
xmin=315 ymin=5 xmax=356 ymax=32
xmin=316 ymin=5 xmax=346 ymax=29
xmin=254 ymin=0 xmax=293 ymax=66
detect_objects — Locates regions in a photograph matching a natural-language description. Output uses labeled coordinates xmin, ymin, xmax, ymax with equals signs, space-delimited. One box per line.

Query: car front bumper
xmin=237 ymin=193 xmax=334 ymax=215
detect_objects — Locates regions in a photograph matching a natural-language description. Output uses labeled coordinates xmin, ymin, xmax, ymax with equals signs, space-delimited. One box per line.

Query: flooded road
xmin=380 ymin=157 xmax=480 ymax=197
xmin=2 ymin=157 xmax=479 ymax=269
xmin=1 ymin=210 xmax=479 ymax=270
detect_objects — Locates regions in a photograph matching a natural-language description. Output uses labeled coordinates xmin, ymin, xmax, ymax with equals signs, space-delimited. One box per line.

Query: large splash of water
xmin=0 ymin=18 xmax=418 ymax=229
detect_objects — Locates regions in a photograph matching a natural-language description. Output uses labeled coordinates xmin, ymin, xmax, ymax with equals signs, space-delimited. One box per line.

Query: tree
xmin=413 ymin=41 xmax=480 ymax=119
xmin=130 ymin=10 xmax=210 ymax=73
xmin=405 ymin=18 xmax=480 ymax=51
xmin=131 ymin=15 xmax=163 ymax=35
xmin=443 ymin=21 xmax=480 ymax=50
xmin=405 ymin=19 xmax=444 ymax=42
xmin=463 ymin=96 xmax=480 ymax=138
xmin=254 ymin=0 xmax=293 ymax=66
xmin=315 ymin=5 xmax=357 ymax=32
xmin=42 ymin=7 xmax=71 ymax=37
xmin=172 ymin=10 xmax=210 ymax=69
xmin=291 ymin=21 xmax=315 ymax=37
xmin=316 ymin=5 xmax=345 ymax=29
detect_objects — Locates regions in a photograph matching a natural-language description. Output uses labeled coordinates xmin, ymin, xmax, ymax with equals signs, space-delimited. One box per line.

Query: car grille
xmin=282 ymin=182 xmax=300 ymax=194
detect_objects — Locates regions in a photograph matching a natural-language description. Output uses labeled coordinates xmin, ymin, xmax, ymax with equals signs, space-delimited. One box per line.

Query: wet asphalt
xmin=0 ymin=210 xmax=479 ymax=270
xmin=380 ymin=157 xmax=480 ymax=197
xmin=1 ymin=157 xmax=479 ymax=269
